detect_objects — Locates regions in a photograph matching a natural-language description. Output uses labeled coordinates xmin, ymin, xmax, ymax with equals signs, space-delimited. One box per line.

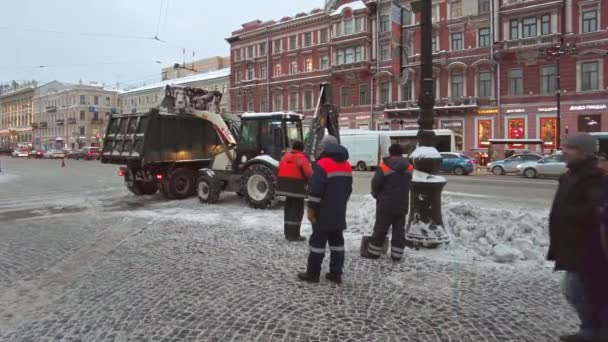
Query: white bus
xmin=340 ymin=129 xmax=391 ymax=171
xmin=379 ymin=129 xmax=457 ymax=153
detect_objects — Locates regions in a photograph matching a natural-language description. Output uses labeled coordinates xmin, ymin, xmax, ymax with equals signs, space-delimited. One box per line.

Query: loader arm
xmin=304 ymin=83 xmax=340 ymax=160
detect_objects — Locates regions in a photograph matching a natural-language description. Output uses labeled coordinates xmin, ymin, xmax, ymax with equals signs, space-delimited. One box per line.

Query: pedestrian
xmin=363 ymin=143 xmax=412 ymax=261
xmin=276 ymin=141 xmax=313 ymax=242
xmin=547 ymin=134 xmax=604 ymax=342
xmin=297 ymin=135 xmax=352 ymax=284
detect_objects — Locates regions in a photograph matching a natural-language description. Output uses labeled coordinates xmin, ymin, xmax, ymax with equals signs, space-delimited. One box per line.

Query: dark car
xmin=439 ymin=153 xmax=475 ymax=175
xmin=65 ymin=149 xmax=82 ymax=159
xmin=82 ymin=147 xmax=101 ymax=160
xmin=30 ymin=150 xmax=45 ymax=158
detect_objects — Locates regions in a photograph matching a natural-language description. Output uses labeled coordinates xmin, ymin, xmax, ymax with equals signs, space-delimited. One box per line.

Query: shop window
xmin=578 ymin=114 xmax=601 ymax=133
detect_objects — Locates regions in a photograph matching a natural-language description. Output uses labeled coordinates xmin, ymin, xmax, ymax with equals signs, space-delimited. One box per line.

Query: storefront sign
xmin=506 ymin=108 xmax=525 ymax=114
xmin=478 ymin=108 xmax=498 ymax=115
xmin=477 ymin=120 xmax=492 ymax=147
xmin=508 ymin=118 xmax=526 ymax=149
xmin=570 ymin=104 xmax=607 ymax=111
xmin=403 ymin=122 xmax=419 ymax=130
xmin=339 ymin=117 xmax=349 ymax=121
xmin=538 ymin=107 xmax=558 ymax=112
xmin=539 ymin=117 xmax=557 ymax=147
xmin=355 ymin=115 xmax=371 ymax=120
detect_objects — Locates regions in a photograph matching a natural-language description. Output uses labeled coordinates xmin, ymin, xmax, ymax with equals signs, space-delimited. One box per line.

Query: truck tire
xmin=168 ymin=168 xmax=196 ymax=200
xmin=197 ymin=173 xmax=221 ymax=204
xmin=241 ymin=164 xmax=277 ymax=209
xmin=159 ymin=180 xmax=175 ymax=200
xmin=125 ymin=169 xmax=158 ymax=196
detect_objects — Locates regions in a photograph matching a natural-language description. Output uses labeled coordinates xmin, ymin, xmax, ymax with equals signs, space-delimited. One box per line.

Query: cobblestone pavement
xmin=0 ymin=158 xmax=575 ymax=341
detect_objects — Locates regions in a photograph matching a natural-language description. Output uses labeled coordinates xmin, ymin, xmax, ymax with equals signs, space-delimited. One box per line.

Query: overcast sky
xmin=0 ymin=0 xmax=317 ymax=89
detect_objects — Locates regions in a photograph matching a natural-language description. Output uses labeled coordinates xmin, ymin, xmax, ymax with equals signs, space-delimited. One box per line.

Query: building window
xmin=93 ymin=96 xmax=99 ymax=105
xmin=380 ymin=15 xmax=390 ymax=32
xmin=582 ymin=9 xmax=598 ymax=33
xmin=578 ymin=114 xmax=602 ymax=133
xmin=344 ymin=20 xmax=354 ymax=35
xmin=303 ymin=32 xmax=312 ymax=47
xmin=451 ymin=70 xmax=464 ymax=98
xmin=478 ymin=71 xmax=492 ymax=98
xmin=235 ymin=49 xmax=242 ymax=61
xmin=320 ymin=29 xmax=329 ymax=43
xmin=105 ymin=97 xmax=111 ymax=106
xmin=273 ymin=94 xmax=283 ymax=111
xmin=80 ymin=95 xmax=86 ymax=105
xmin=359 ymin=84 xmax=369 ymax=105
xmin=247 ymin=46 xmax=253 ymax=59
xmin=273 ymin=39 xmax=282 ymax=53
xmin=247 ymin=97 xmax=254 ymax=112
xmin=401 ymin=80 xmax=412 ymax=101
xmin=259 ymin=42 xmax=267 ymax=56
xmin=320 ymin=55 xmax=329 ymax=69
xmin=304 ymin=90 xmax=313 ymax=110
xmin=478 ymin=0 xmax=490 ymax=14
xmin=304 ymin=57 xmax=313 ymax=72
xmin=345 ymin=48 xmax=354 ymax=64
xmin=509 ymin=68 xmax=524 ymax=95
xmin=355 ymin=17 xmax=363 ymax=32
xmin=289 ymin=92 xmax=298 ymax=111
xmin=450 ymin=0 xmax=462 ymax=19
xmin=289 ymin=60 xmax=298 ymax=74
xmin=380 ymin=44 xmax=390 ymax=61
xmin=510 ymin=19 xmax=519 ymax=40
xmin=479 ymin=28 xmax=490 ymax=48
xmin=522 ymin=17 xmax=537 ymax=38
xmin=337 ymin=47 xmax=363 ymax=65
xmin=247 ymin=66 xmax=254 ymax=80
xmin=432 ymin=35 xmax=438 ymax=52
xmin=451 ymin=32 xmax=463 ymax=51
xmin=340 ymin=87 xmax=349 ymax=107
xmin=260 ymin=64 xmax=267 ymax=79
xmin=236 ymin=69 xmax=243 ymax=82
xmin=289 ymin=35 xmax=297 ymax=50
xmin=541 ymin=65 xmax=556 ymax=94
xmin=260 ymin=97 xmax=268 ymax=112
xmin=79 ymin=126 xmax=85 ymax=136
xmin=380 ymin=82 xmax=390 ymax=103
xmin=80 ymin=110 xmax=85 ymax=121
xmin=581 ymin=61 xmax=599 ymax=91
xmin=274 ymin=64 xmax=281 ymax=77
xmin=541 ymin=14 xmax=551 ymax=35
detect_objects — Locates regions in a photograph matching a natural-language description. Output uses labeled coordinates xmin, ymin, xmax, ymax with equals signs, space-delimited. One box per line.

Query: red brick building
xmin=227 ymin=0 xmax=608 ymax=158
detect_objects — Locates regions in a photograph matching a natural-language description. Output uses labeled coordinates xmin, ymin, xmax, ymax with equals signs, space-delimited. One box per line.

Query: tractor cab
xmin=236 ymin=112 xmax=304 ymax=167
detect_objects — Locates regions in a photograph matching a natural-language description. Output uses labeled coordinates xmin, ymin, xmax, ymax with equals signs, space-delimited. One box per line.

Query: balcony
xmin=385 ymin=97 xmax=480 ymax=113
xmin=46 ymin=106 xmax=57 ymax=113
xmin=67 ymin=118 xmax=77 ymax=125
xmin=502 ymin=34 xmax=560 ymax=51
xmin=331 ymin=61 xmax=370 ymax=73
xmin=39 ymin=122 xmax=48 ymax=128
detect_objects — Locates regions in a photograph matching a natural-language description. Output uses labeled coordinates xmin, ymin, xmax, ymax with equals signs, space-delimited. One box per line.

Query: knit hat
xmin=565 ymin=133 xmax=598 ymax=156
xmin=320 ymin=135 xmax=338 ymax=150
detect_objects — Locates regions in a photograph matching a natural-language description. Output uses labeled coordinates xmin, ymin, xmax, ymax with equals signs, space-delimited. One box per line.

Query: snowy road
xmin=0 ymin=157 xmax=574 ymax=341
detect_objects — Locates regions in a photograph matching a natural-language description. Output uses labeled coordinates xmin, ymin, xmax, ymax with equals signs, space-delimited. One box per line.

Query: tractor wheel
xmin=159 ymin=180 xmax=175 ymax=200
xmin=167 ymin=168 xmax=196 ymax=200
xmin=241 ymin=164 xmax=277 ymax=209
xmin=125 ymin=168 xmax=158 ymax=196
xmin=197 ymin=173 xmax=221 ymax=204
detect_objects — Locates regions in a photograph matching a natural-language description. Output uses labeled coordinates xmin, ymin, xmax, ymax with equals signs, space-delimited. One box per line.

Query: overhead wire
xmin=0 ymin=26 xmax=157 ymax=41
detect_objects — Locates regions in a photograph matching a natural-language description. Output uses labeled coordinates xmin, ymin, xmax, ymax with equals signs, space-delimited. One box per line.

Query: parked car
xmin=30 ymin=150 xmax=45 ymax=158
xmin=81 ymin=147 xmax=102 ymax=160
xmin=439 ymin=153 xmax=475 ymax=175
xmin=516 ymin=154 xmax=567 ymax=178
xmin=44 ymin=149 xmax=66 ymax=159
xmin=11 ymin=149 xmax=29 ymax=158
xmin=65 ymin=149 xmax=82 ymax=159
xmin=487 ymin=153 xmax=543 ymax=175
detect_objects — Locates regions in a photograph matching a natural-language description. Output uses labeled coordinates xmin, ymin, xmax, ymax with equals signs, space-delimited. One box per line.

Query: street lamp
xmin=544 ymin=42 xmax=575 ymax=149
xmin=404 ymin=0 xmax=450 ymax=248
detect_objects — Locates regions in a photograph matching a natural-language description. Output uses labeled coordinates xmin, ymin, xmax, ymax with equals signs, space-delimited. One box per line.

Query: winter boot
xmin=325 ymin=272 xmax=342 ymax=284
xmin=297 ymin=272 xmax=320 ymax=283
xmin=285 ymin=226 xmax=306 ymax=242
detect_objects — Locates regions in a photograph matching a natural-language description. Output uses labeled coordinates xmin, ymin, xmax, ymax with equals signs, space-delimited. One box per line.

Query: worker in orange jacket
xmin=277 ymin=141 xmax=313 ymax=241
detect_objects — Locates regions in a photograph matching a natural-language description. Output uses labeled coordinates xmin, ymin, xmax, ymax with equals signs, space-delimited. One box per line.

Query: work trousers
xmin=369 ymin=210 xmax=406 ymax=261
xmin=284 ymin=197 xmax=305 ymax=238
xmin=307 ymin=225 xmax=345 ymax=276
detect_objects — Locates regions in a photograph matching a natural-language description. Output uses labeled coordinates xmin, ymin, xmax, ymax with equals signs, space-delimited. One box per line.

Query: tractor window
xmin=239 ymin=120 xmax=259 ymax=150
xmin=258 ymin=119 xmax=283 ymax=158
xmin=285 ymin=121 xmax=303 ymax=149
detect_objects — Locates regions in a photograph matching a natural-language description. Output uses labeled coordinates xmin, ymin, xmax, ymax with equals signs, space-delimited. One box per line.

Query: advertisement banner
xmin=477 ymin=120 xmax=492 ymax=148
xmin=539 ymin=117 xmax=557 ymax=148
xmin=508 ymin=118 xmax=526 ymax=149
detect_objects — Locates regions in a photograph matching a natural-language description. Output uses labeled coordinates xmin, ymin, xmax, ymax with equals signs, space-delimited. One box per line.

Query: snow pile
xmin=347 ymin=194 xmax=550 ymax=264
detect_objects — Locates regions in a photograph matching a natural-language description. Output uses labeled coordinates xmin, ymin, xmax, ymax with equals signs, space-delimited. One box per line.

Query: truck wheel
xmin=197 ymin=173 xmax=221 ymax=204
xmin=125 ymin=169 xmax=158 ymax=196
xmin=159 ymin=180 xmax=175 ymax=200
xmin=242 ymin=164 xmax=277 ymax=209
xmin=356 ymin=161 xmax=368 ymax=171
xmin=167 ymin=168 xmax=196 ymax=200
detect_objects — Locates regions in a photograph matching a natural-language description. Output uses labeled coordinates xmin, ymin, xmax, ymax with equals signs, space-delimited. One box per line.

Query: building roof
xmin=121 ymin=68 xmax=230 ymax=95
xmin=331 ymin=0 xmax=367 ymax=16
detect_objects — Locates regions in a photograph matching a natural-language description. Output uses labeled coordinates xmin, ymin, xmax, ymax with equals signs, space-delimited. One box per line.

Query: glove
xmin=307 ymin=207 xmax=317 ymax=224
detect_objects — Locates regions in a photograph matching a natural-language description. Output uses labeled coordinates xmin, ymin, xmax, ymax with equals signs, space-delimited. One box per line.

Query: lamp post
xmin=545 ymin=42 xmax=575 ymax=149
xmin=404 ymin=0 xmax=450 ymax=248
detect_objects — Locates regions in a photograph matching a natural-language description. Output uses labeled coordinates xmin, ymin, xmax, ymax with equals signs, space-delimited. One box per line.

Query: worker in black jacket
xmin=364 ymin=144 xmax=412 ymax=261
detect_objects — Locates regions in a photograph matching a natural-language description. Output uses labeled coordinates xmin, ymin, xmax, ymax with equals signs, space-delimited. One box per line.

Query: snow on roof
xmin=331 ymin=0 xmax=367 ymax=16
xmin=121 ymin=68 xmax=230 ymax=95
xmin=240 ymin=112 xmax=304 ymax=119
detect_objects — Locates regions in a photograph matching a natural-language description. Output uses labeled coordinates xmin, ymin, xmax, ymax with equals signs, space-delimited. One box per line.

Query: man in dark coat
xmin=276 ymin=141 xmax=313 ymax=241
xmin=364 ymin=144 xmax=412 ymax=261
xmin=298 ymin=135 xmax=352 ymax=284
xmin=548 ymin=134 xmax=604 ymax=342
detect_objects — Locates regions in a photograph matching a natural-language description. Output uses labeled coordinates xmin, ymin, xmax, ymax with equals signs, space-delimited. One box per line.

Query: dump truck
xmin=101 ymin=84 xmax=339 ymax=209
